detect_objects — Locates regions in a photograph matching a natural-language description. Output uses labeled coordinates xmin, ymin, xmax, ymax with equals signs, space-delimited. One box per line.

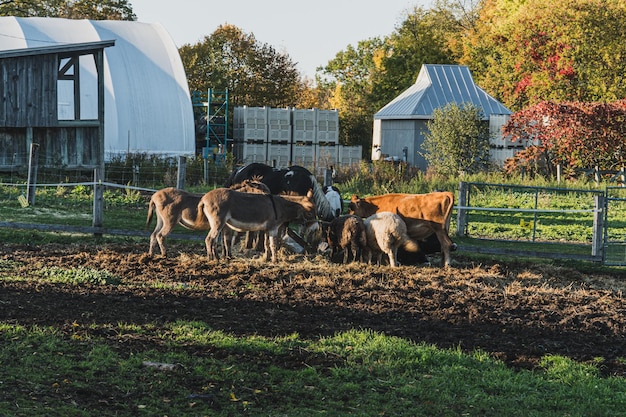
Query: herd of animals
xmin=146 ymin=163 xmax=457 ymax=268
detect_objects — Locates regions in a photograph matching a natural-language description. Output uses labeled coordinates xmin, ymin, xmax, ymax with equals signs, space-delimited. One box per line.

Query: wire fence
xmin=1 ymin=154 xmax=233 ymax=190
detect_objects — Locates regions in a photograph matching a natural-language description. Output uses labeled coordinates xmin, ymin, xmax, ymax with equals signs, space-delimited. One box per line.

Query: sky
xmin=129 ymin=0 xmax=433 ymax=78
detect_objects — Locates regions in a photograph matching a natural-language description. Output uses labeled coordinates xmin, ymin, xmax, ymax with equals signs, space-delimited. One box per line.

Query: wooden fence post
xmin=177 ymin=156 xmax=186 ymax=190
xmin=26 ymin=142 xmax=39 ymax=206
xmin=92 ymin=167 xmax=104 ymax=234
xmin=456 ymin=181 xmax=467 ymax=237
xmin=592 ymin=194 xmax=604 ymax=259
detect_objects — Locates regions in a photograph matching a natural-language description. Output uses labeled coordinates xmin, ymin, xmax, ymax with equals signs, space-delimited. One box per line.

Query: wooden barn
xmin=0 ymin=40 xmax=113 ymax=171
xmin=0 ymin=17 xmax=195 ymax=172
xmin=372 ymin=64 xmax=515 ymax=169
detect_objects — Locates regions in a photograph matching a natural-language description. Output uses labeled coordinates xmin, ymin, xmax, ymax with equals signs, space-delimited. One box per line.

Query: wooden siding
xmin=37 ymin=127 xmax=99 ymax=167
xmin=0 ymin=127 xmax=99 ymax=170
xmin=0 ymin=128 xmax=27 ymax=167
xmin=0 ymin=55 xmax=58 ymax=127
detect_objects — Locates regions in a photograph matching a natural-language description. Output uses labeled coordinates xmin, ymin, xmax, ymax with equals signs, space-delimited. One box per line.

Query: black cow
xmin=397 ymin=234 xmax=458 ymax=265
xmin=224 ymin=163 xmax=335 ymax=221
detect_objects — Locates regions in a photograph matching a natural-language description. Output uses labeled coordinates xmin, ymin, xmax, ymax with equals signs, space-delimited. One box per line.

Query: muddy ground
xmin=1 ymin=241 xmax=626 ymax=377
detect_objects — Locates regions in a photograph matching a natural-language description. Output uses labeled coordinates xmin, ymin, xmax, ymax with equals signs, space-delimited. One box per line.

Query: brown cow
xmin=198 ymin=188 xmax=317 ymax=262
xmin=146 ymin=180 xmax=270 ymax=256
xmin=349 ymin=191 xmax=455 ymax=267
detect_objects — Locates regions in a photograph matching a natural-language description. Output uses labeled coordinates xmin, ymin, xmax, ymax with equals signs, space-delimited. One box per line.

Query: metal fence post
xmin=592 ymin=194 xmax=604 ymax=259
xmin=456 ymin=181 xmax=467 ymax=237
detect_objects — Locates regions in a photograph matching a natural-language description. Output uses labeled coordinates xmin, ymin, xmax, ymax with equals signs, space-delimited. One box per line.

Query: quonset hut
xmin=372 ymin=64 xmax=514 ymax=170
xmin=0 ymin=16 xmax=194 ymax=170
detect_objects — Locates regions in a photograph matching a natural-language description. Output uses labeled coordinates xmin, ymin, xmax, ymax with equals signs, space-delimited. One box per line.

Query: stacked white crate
xmin=234 ymin=106 xmax=268 ymax=164
xmin=291 ymin=109 xmax=316 ymax=166
xmin=266 ymin=143 xmax=290 ymax=167
xmin=315 ymin=109 xmax=339 ymax=144
xmin=267 ymin=108 xmax=291 ymax=142
xmin=315 ymin=109 xmax=339 ymax=168
xmin=292 ymin=109 xmax=316 ymax=143
xmin=292 ymin=141 xmax=315 ymax=166
xmin=338 ymin=145 xmax=362 ymax=166
xmin=267 ymin=108 xmax=292 ymax=167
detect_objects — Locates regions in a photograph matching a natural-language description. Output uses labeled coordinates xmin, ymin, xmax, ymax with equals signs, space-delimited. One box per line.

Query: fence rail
xmin=455 ymin=181 xmax=606 ymax=263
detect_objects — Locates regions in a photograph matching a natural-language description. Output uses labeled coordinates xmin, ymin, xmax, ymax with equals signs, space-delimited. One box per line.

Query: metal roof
xmin=0 ymin=40 xmax=115 ymax=58
xmin=374 ymin=64 xmax=511 ymax=120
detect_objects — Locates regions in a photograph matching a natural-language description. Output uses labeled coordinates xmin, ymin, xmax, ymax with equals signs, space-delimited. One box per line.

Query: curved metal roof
xmin=375 ymin=64 xmax=511 ymax=120
xmin=0 ymin=16 xmax=195 ymax=158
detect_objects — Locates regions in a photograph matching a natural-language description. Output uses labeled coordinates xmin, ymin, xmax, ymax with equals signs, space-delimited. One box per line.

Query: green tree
xmin=60 ymin=0 xmax=136 ymax=20
xmin=422 ymin=102 xmax=491 ymax=176
xmin=318 ymin=6 xmax=462 ymax=152
xmin=179 ymin=24 xmax=302 ymax=108
xmin=317 ymin=38 xmax=385 ymax=149
xmin=461 ymin=0 xmax=626 ymax=111
xmin=371 ymin=6 xmax=458 ymax=110
xmin=0 ymin=0 xmax=61 ymax=16
xmin=0 ymin=0 xmax=135 ymax=19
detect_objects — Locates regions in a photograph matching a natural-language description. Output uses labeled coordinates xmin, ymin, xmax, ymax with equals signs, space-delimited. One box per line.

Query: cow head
xmin=348 ymin=195 xmax=377 ymax=218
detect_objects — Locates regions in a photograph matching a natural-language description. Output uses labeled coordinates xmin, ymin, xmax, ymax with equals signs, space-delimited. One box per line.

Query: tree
xmin=502 ymin=100 xmax=626 ymax=177
xmin=0 ymin=0 xmax=61 ymax=16
xmin=371 ymin=6 xmax=458 ymax=110
xmin=0 ymin=0 xmax=135 ymax=19
xmin=317 ymin=38 xmax=385 ymax=148
xmin=60 ymin=0 xmax=136 ymax=20
xmin=422 ymin=103 xmax=491 ymax=176
xmin=461 ymin=0 xmax=626 ymax=111
xmin=317 ymin=6 xmax=460 ymax=151
xmin=179 ymin=24 xmax=302 ymax=108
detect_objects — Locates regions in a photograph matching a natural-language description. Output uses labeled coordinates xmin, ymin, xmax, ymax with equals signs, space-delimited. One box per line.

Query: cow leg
xmin=342 ymin=246 xmax=349 ymax=264
xmin=434 ymin=228 xmax=453 ymax=267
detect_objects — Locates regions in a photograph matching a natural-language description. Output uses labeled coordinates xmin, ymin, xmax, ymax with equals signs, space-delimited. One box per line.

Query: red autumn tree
xmin=501 ymin=100 xmax=626 ymax=177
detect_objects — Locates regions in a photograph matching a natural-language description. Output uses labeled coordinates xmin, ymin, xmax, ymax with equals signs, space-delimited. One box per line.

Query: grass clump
xmin=37 ymin=266 xmax=121 ymax=285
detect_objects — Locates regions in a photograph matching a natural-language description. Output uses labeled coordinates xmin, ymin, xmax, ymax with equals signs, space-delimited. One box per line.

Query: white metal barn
xmin=372 ymin=64 xmax=514 ymax=170
xmin=0 ymin=16 xmax=195 ymax=160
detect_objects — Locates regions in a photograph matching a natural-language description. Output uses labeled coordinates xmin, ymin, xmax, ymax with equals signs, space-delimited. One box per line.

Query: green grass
xmin=1 ymin=323 xmax=625 ymax=417
xmin=2 ymin=322 xmax=626 ymax=417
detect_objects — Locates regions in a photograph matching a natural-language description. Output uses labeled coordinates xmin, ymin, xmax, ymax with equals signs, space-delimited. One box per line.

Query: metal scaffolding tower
xmin=191 ymin=88 xmax=229 ymax=162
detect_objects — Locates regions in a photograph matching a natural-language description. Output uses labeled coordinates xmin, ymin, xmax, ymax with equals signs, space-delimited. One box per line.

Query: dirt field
xmin=2 ymin=241 xmax=626 ymax=377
